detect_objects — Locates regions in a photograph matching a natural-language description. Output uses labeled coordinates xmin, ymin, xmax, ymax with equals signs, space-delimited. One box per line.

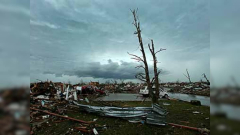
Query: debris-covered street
xmin=29 ymin=81 xmax=210 ymax=135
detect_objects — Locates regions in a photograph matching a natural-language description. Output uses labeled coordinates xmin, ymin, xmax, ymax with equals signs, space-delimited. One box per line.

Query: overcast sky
xmin=29 ymin=0 xmax=210 ymax=84
xmin=2 ymin=0 xmax=239 ymax=87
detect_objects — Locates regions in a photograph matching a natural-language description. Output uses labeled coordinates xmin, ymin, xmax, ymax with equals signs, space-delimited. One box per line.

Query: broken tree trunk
xmin=184 ymin=69 xmax=192 ymax=84
xmin=202 ymin=73 xmax=210 ymax=85
xmin=148 ymin=40 xmax=166 ymax=103
xmin=129 ymin=9 xmax=152 ymax=97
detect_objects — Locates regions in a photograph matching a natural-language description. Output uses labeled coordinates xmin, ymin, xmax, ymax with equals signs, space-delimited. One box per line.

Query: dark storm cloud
xmin=43 ymin=59 xmax=170 ymax=80
xmin=66 ymin=61 xmax=139 ymax=79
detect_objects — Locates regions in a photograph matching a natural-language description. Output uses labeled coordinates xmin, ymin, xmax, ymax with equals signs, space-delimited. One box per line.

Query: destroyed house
xmin=89 ymin=82 xmax=99 ymax=86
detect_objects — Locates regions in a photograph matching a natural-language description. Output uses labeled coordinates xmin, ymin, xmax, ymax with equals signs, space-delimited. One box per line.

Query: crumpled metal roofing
xmin=72 ymin=101 xmax=167 ymax=126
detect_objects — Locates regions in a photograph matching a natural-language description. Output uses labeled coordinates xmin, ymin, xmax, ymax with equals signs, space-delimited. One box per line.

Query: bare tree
xmin=202 ymin=73 xmax=210 ymax=85
xmin=148 ymin=39 xmax=166 ymax=101
xmin=128 ymin=9 xmax=153 ymax=97
xmin=183 ymin=69 xmax=192 ymax=83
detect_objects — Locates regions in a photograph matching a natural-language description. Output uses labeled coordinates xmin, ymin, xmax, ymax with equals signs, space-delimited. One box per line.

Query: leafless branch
xmin=148 ymin=43 xmax=153 ymax=53
xmin=127 ymin=52 xmax=144 ymax=62
xmin=135 ymin=65 xmax=145 ymax=70
xmin=135 ymin=73 xmax=146 ymax=82
xmin=183 ymin=74 xmax=189 ymax=79
xmin=151 ymin=77 xmax=155 ymax=84
xmin=155 ymin=48 xmax=166 ymax=54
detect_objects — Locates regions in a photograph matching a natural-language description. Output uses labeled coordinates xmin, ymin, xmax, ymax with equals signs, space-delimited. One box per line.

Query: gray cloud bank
xmin=43 ymin=59 xmax=170 ymax=80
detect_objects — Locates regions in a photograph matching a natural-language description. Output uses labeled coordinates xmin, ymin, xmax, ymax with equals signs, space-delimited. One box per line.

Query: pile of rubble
xmin=30 ymin=81 xmax=106 ymax=101
xmin=29 ymin=81 xmax=168 ymax=134
xmin=169 ymin=82 xmax=210 ymax=96
xmin=30 ymin=81 xmax=109 ymax=134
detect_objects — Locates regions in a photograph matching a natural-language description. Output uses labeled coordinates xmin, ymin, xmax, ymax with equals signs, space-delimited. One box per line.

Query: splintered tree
xmin=183 ymin=69 xmax=192 ymax=83
xmin=202 ymin=73 xmax=210 ymax=85
xmin=128 ymin=9 xmax=152 ymax=97
xmin=148 ymin=40 xmax=166 ymax=102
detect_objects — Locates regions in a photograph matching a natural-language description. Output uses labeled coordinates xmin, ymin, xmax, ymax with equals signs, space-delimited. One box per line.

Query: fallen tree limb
xmin=30 ymin=107 xmax=93 ymax=124
xmin=168 ymin=123 xmax=210 ymax=134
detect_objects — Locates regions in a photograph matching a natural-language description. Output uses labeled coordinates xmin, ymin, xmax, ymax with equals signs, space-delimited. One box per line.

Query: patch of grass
xmin=34 ymin=100 xmax=210 ymax=135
